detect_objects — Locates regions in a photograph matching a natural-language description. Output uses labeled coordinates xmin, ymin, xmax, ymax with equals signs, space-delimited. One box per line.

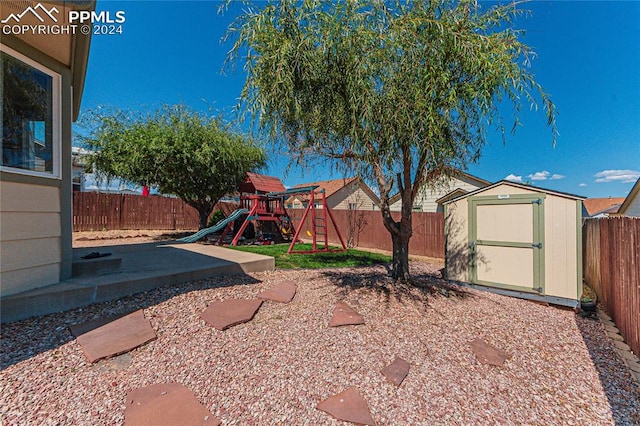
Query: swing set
xmin=217 ymin=185 xmax=347 ymax=254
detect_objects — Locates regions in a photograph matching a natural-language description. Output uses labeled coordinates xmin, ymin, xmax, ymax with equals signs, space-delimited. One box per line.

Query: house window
xmin=348 ymin=202 xmax=357 ymax=210
xmin=1 ymin=46 xmax=61 ymax=178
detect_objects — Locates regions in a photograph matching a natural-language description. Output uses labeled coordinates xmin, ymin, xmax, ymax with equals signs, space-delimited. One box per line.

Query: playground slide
xmin=176 ymin=208 xmax=249 ymax=243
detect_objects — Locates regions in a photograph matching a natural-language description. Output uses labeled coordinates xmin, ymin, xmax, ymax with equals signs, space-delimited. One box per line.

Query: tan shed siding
xmin=445 ymin=182 xmax=582 ymax=304
xmin=445 ymin=198 xmax=469 ymax=282
xmin=476 ymin=185 xmax=532 ymax=197
xmin=544 ymin=195 xmax=579 ymax=300
xmin=446 ymin=185 xmax=535 ymax=283
xmin=0 ymin=182 xmax=62 ymax=294
xmin=469 ymin=185 xmax=578 ymax=299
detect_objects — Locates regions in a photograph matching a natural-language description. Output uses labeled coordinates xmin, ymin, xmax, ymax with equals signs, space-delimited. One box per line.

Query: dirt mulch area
xmin=1 ymin=263 xmax=639 ymax=425
xmin=73 ymin=230 xmax=196 ymax=248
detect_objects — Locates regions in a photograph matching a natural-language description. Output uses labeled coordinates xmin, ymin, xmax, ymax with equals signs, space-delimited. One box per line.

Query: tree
xmin=227 ymin=0 xmax=557 ymax=280
xmin=80 ymin=105 xmax=267 ymax=229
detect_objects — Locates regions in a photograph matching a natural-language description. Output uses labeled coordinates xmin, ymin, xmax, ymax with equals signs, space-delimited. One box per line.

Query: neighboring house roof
xmin=583 ymin=197 xmax=626 ymax=217
xmin=617 ymin=178 xmax=640 ymax=216
xmin=590 ymin=204 xmax=624 ymax=217
xmin=388 ymin=169 xmax=490 ymax=204
xmin=436 ymin=169 xmax=491 ymax=187
xmin=239 ymin=172 xmax=286 ymax=194
xmin=289 ymin=177 xmax=380 ymax=205
xmin=292 ymin=177 xmax=357 ymax=197
xmin=443 ymin=180 xmax=586 ymax=204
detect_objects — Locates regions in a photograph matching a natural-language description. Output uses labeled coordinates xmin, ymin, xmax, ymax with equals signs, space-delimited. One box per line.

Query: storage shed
xmin=444 ymin=181 xmax=585 ymax=307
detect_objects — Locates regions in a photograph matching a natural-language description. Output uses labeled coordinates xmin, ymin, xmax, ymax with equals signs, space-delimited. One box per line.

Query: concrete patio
xmin=0 ymin=242 xmax=274 ymax=323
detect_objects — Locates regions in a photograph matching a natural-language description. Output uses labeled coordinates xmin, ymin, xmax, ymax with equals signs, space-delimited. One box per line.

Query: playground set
xmin=178 ymin=176 xmax=347 ymax=254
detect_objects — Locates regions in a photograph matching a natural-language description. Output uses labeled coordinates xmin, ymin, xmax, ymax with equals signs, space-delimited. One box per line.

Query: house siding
xmin=391 ymin=175 xmax=486 ymax=212
xmin=287 ymin=179 xmax=379 ymax=211
xmin=622 ymin=194 xmax=640 ymax=217
xmin=0 ymin=182 xmax=62 ymax=295
xmin=1 ymin=36 xmax=75 ymax=296
xmin=329 ymin=185 xmax=378 ymax=210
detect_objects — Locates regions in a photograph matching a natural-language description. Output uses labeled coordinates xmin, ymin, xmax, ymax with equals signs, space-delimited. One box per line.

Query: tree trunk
xmin=197 ymin=208 xmax=210 ymax=230
xmin=391 ymin=230 xmax=411 ymax=281
xmin=379 ymin=188 xmax=413 ymax=281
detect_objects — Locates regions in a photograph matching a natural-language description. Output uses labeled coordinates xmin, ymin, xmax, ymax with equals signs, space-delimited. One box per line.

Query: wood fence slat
xmin=290 ymin=209 xmax=444 ymax=258
xmin=73 ymin=192 xmax=200 ymax=231
xmin=583 ymin=217 xmax=640 ymax=357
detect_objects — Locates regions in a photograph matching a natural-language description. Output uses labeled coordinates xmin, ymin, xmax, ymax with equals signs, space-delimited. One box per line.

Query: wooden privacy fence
xmin=74 ymin=192 xmax=445 ymax=258
xmin=290 ymin=209 xmax=445 ymax=259
xmin=583 ymin=217 xmax=640 ymax=357
xmin=73 ymin=192 xmax=200 ymax=231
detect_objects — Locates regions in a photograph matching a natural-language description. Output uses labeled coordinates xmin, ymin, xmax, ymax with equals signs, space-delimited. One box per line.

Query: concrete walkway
xmin=1 ymin=242 xmax=274 ymax=323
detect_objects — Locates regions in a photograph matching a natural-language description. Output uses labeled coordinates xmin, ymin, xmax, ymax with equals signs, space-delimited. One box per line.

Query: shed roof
xmin=443 ymin=180 xmax=586 ymax=204
xmin=239 ymin=172 xmax=285 ymax=194
xmin=435 ymin=188 xmax=469 ymax=205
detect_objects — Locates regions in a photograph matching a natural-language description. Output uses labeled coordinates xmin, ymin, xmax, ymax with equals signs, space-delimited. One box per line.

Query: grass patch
xmin=229 ymin=243 xmax=391 ymax=269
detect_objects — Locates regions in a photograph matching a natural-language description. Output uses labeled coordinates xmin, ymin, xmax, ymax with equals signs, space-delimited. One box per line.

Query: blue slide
xmin=176 ymin=208 xmax=249 ymax=243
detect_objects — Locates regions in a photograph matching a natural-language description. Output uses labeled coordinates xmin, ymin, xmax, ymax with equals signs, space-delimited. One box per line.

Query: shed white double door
xmin=468 ymin=194 xmax=545 ymax=294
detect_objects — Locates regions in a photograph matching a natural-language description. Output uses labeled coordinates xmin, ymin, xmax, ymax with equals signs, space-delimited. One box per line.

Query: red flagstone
xmin=329 ymin=302 xmax=364 ymax=327
xmin=124 ymin=382 xmax=220 ymax=426
xmin=71 ymin=310 xmax=156 ymax=363
xmin=69 ymin=311 xmax=132 ymax=337
xmin=316 ymin=386 xmax=376 ymax=425
xmin=257 ymin=280 xmax=297 ymax=303
xmin=381 ymin=356 xmax=410 ymax=386
xmin=200 ymin=299 xmax=263 ymax=330
xmin=469 ymin=338 xmax=511 ymax=366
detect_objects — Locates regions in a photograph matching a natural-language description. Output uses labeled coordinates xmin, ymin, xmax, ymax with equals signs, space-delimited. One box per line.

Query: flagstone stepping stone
xmin=69 ymin=311 xmax=132 ymax=337
xmin=317 ymin=386 xmax=376 ymax=425
xmin=125 ymin=382 xmax=220 ymax=426
xmin=200 ymin=299 xmax=263 ymax=330
xmin=257 ymin=280 xmax=297 ymax=303
xmin=381 ymin=356 xmax=410 ymax=386
xmin=329 ymin=302 xmax=364 ymax=327
xmin=70 ymin=310 xmax=156 ymax=363
xmin=469 ymin=338 xmax=511 ymax=367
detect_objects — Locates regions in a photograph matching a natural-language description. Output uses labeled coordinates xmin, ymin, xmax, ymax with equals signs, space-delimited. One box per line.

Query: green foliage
xmin=79 ymin=105 xmax=266 ymax=228
xmin=227 ymin=0 xmax=557 ymax=279
xmin=207 ymin=209 xmax=227 ymax=228
xmin=230 ymin=244 xmax=391 ymax=269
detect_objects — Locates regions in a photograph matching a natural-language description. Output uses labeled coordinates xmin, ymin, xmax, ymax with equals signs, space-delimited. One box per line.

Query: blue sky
xmin=79 ymin=1 xmax=639 ymax=198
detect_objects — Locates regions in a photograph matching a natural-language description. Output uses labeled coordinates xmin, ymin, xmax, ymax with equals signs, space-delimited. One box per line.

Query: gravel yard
xmin=1 ymin=262 xmax=638 ymax=425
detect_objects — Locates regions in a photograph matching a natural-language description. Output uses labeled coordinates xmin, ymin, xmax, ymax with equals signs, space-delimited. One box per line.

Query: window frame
xmin=1 ymin=44 xmax=62 ymax=180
